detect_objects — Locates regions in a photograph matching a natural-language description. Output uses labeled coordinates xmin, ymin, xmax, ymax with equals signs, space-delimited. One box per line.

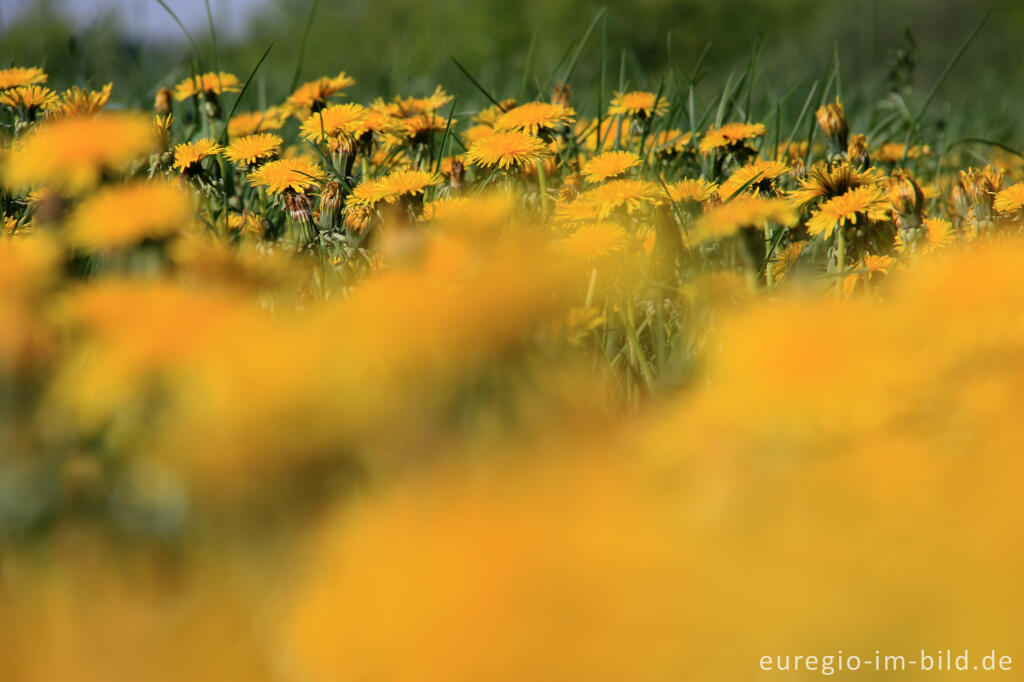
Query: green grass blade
xmin=451 ymin=57 xmax=505 ymax=111
xmin=562 ymin=7 xmax=608 ymax=86
xmin=219 ymin=42 xmax=274 ymax=143
xmin=433 ymin=98 xmax=458 ymax=175
xmin=289 ymin=0 xmax=320 ymax=93
xmin=153 ymin=0 xmax=203 ymax=69
xmin=519 ymin=29 xmax=538 ymax=102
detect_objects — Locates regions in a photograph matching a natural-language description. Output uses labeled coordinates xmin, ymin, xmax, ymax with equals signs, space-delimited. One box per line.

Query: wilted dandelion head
xmin=609 ymin=90 xmax=669 ymax=119
xmin=494 ymin=101 xmax=576 ymax=135
xmin=173 ymin=72 xmax=242 ymax=101
xmin=2 ymin=113 xmax=156 ymax=194
xmin=172 ymin=138 xmax=223 ymax=174
xmin=65 ymin=180 xmax=193 ymax=249
xmin=692 ymin=196 xmax=797 ymax=242
xmin=224 ymin=133 xmax=283 ymax=167
xmin=581 ymin=150 xmax=642 ymax=183
xmin=466 ymin=130 xmax=551 ymax=171
xmin=248 ymin=157 xmax=327 ymax=196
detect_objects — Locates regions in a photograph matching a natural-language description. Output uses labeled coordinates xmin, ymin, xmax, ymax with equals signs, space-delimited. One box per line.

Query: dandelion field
xmin=4 ymin=4 xmax=1024 ymax=680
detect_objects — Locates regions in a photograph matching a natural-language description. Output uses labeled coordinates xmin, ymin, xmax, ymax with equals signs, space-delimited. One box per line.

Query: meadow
xmin=3 ymin=3 xmax=1024 ymax=680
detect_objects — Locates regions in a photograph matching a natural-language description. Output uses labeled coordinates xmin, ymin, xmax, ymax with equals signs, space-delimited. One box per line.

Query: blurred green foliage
xmin=1 ymin=0 xmax=1021 ymax=145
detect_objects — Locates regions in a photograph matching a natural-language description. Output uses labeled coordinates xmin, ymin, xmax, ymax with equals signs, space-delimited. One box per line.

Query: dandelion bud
xmin=285 ymin=191 xmax=316 ymax=243
xmin=449 ymin=159 xmax=465 ymax=193
xmin=154 ymin=88 xmax=173 ymax=114
xmin=959 ymin=167 xmax=1004 ymax=211
xmin=815 ymin=98 xmax=848 ymax=156
xmin=888 ymin=170 xmax=924 ymax=219
xmin=846 ymin=133 xmax=868 ymax=168
xmin=319 ymin=182 xmax=343 ymax=231
xmin=551 ymin=81 xmax=572 ymax=108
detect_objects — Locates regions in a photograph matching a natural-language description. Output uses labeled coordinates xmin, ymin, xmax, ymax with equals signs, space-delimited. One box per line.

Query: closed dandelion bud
xmin=888 ymin=170 xmax=924 ymax=221
xmin=559 ymin=172 xmax=581 ymax=202
xmin=551 ymin=81 xmax=571 ymax=108
xmin=449 ymin=159 xmax=465 ymax=193
xmin=847 ymin=133 xmax=869 ymax=168
xmin=285 ymin=191 xmax=316 ymax=243
xmin=815 ymin=98 xmax=848 ymax=156
xmin=154 ymin=88 xmax=173 ymax=114
xmin=960 ymin=167 xmax=1004 ymax=227
xmin=318 ymin=182 xmax=343 ymax=231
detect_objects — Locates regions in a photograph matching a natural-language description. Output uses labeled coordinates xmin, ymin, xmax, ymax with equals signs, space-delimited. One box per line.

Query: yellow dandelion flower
xmin=872 ymin=143 xmax=932 ymax=164
xmin=0 ymin=66 xmax=47 ymax=90
xmin=0 ymin=85 xmax=58 ymax=115
xmin=46 ymin=83 xmax=113 ymax=119
xmin=692 ymin=196 xmax=797 ymax=242
xmin=494 ymin=102 xmax=575 ymax=135
xmin=172 ymin=138 xmax=223 ymax=173
xmin=462 ymin=124 xmax=495 ymax=147
xmin=228 ymin=107 xmax=287 ymax=137
xmin=666 ymin=178 xmax=718 ymax=204
xmin=698 ymin=122 xmax=767 ymax=154
xmin=554 ymin=198 xmax=603 ymax=225
xmin=993 ymin=183 xmax=1024 ymax=217
xmin=473 ymin=99 xmax=517 ymax=125
xmin=380 ymin=169 xmax=441 ymax=202
xmin=227 ymin=211 xmax=266 ymax=237
xmin=652 ymin=129 xmax=693 ymax=155
xmin=719 ymin=159 xmax=790 ymax=199
xmin=400 ymin=112 xmax=454 ymax=143
xmin=249 ymin=157 xmax=327 ymax=196
xmin=577 ymin=179 xmax=663 ymax=218
xmin=581 ymin=150 xmax=641 ymax=183
xmin=349 ymin=178 xmax=392 ymax=207
xmin=393 ymin=86 xmax=453 ymax=116
xmin=609 ymin=91 xmax=668 ymax=118
xmin=466 ymin=130 xmax=551 ymax=170
xmin=2 ymin=113 xmax=156 ymax=193
xmin=65 ymin=180 xmax=193 ymax=249
xmin=299 ymin=103 xmax=369 ymax=148
xmin=173 ymin=72 xmax=242 ymax=101
xmin=924 ymin=217 xmax=955 ymax=247
xmin=806 ymin=185 xmax=889 ymax=238
xmin=421 ymin=196 xmax=470 ymax=221
xmin=286 ymin=72 xmax=356 ymax=112
xmin=224 ymin=133 xmax=283 ymax=167
xmin=788 ymin=162 xmax=882 ymax=210
xmin=560 ymin=221 xmax=630 ymax=260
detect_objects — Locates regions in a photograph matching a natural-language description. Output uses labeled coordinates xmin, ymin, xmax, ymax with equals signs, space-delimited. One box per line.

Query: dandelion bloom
xmin=380 ymin=169 xmax=441 ymax=202
xmin=473 ymin=99 xmax=518 ymax=125
xmin=46 ymin=83 xmax=113 ymax=119
xmin=872 ymin=142 xmax=931 ymax=164
xmin=466 ymin=130 xmax=551 ymax=170
xmin=299 ymin=103 xmax=369 ymax=148
xmin=994 ymin=183 xmax=1024 ymax=217
xmin=698 ymin=122 xmax=767 ymax=154
xmin=718 ymin=159 xmax=790 ymax=198
xmin=609 ymin=91 xmax=668 ymax=118
xmin=494 ymin=102 xmax=575 ymax=135
xmin=652 ymin=129 xmax=693 ymax=155
xmin=788 ymin=162 xmax=881 ymax=210
xmin=806 ymin=185 xmax=889 ymax=238
xmin=228 ymin=108 xmax=287 ymax=137
xmin=173 ymin=72 xmax=242 ymax=101
xmin=420 ymin=196 xmax=470 ymax=221
xmin=2 ymin=113 xmax=156 ymax=193
xmin=401 ymin=113 xmax=453 ymax=142
xmin=0 ymin=66 xmax=47 ymax=90
xmin=66 ymin=180 xmax=193 ymax=249
xmin=286 ymin=72 xmax=356 ymax=111
xmin=577 ymin=179 xmax=663 ymax=218
xmin=393 ymin=86 xmax=453 ymax=116
xmin=248 ymin=158 xmax=327 ymax=196
xmin=692 ymin=196 xmax=797 ymax=242
xmin=349 ymin=178 xmax=393 ymax=208
xmin=581 ymin=151 xmax=641 ymax=183
xmin=172 ymin=138 xmax=223 ymax=174
xmin=0 ymin=86 xmax=58 ymax=117
xmin=666 ymin=178 xmax=718 ymax=204
xmin=224 ymin=133 xmax=283 ymax=167
xmin=560 ymin=221 xmax=630 ymax=261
